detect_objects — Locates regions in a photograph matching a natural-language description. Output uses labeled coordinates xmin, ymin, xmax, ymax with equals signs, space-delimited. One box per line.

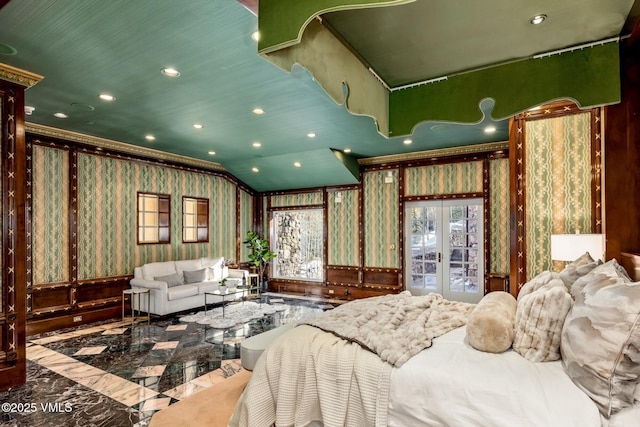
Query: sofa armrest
xmin=130 ymin=278 xmax=168 ymax=292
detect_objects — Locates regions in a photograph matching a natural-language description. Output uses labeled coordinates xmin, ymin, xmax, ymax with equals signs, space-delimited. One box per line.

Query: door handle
xmin=438 ymin=252 xmax=442 ymax=263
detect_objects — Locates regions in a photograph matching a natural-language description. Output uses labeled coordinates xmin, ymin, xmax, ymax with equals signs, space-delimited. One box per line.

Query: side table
xmin=247 ymin=273 xmax=260 ymax=298
xmin=122 ymin=288 xmax=150 ymax=327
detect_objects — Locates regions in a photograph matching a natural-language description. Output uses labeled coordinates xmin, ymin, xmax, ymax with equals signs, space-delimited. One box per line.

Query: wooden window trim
xmin=182 ymin=196 xmax=209 ymax=243
xmin=137 ymin=192 xmax=171 ymax=245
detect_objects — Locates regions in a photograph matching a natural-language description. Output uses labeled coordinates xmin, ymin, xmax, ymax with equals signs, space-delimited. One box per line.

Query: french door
xmin=405 ymin=199 xmax=484 ymax=304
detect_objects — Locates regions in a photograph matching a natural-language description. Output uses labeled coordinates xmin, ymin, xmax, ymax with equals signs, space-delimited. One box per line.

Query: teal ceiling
xmin=0 ymin=0 xmax=638 ymax=191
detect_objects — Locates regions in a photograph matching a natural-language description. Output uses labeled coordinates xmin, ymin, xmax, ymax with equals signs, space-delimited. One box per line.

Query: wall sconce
xmin=334 ymin=192 xmax=342 ymax=203
xmin=550 ymin=233 xmax=605 ymax=262
xmin=384 ymin=170 xmax=394 ymax=184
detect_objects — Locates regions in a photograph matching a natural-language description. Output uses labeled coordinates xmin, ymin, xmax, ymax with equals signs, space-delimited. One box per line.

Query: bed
xmin=229 ymin=256 xmax=640 ymax=427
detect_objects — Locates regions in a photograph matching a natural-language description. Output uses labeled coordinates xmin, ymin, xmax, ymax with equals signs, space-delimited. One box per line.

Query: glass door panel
xmin=407 ymin=203 xmax=441 ymax=295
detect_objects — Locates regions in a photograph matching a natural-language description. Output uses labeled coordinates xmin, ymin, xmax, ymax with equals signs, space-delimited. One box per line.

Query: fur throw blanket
xmin=302 ymin=291 xmax=475 ymax=367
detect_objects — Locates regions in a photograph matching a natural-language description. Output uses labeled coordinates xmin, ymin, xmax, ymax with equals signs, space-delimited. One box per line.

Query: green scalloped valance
xmin=257 ymin=0 xmax=413 ymax=53
xmin=258 ymin=1 xmax=621 ymax=138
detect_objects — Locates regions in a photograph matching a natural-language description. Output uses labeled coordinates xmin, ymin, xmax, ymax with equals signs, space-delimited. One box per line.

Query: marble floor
xmin=0 ymin=294 xmax=335 ymax=427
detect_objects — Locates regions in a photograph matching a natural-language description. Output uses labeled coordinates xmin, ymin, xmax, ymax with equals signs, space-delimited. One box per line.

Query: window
xmin=137 ymin=192 xmax=170 ymax=244
xmin=183 ymin=197 xmax=209 ymax=243
xmin=272 ymin=209 xmax=324 ymax=281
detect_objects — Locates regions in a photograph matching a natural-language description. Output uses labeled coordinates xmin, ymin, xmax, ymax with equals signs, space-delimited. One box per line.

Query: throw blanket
xmin=229 ymin=324 xmax=392 ymax=427
xmin=302 ymin=291 xmax=475 ymax=367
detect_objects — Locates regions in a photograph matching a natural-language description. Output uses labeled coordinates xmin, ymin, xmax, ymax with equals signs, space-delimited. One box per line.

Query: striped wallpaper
xmin=270 ymin=192 xmax=323 ymax=207
xmin=239 ymin=189 xmax=253 ymax=262
xmin=327 ymin=189 xmax=360 ymax=266
xmin=33 ymin=145 xmax=70 ymax=284
xmin=525 ymin=113 xmax=592 ymax=277
xmin=363 ymin=170 xmax=399 ymax=268
xmin=489 ymin=158 xmax=510 ymax=274
xmin=32 ymin=148 xmax=248 ymax=283
xmin=405 ymin=161 xmax=483 ymax=196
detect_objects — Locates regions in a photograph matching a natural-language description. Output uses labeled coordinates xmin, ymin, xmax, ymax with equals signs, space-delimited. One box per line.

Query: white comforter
xmin=389 ymin=326 xmax=639 ymax=427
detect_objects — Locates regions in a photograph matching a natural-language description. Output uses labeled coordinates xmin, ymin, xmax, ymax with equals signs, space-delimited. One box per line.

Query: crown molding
xmin=25 ymin=122 xmax=226 ymax=172
xmin=0 ymin=62 xmax=44 ymax=88
xmin=358 ymin=141 xmax=509 ymax=165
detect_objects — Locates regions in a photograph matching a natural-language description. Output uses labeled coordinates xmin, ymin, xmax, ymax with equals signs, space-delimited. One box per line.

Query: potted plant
xmin=218 ymin=276 xmax=228 ymax=294
xmin=244 ymin=231 xmax=277 ymax=292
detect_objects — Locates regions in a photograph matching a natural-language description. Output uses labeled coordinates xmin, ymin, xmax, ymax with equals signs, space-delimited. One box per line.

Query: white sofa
xmin=130 ymin=257 xmax=249 ymax=316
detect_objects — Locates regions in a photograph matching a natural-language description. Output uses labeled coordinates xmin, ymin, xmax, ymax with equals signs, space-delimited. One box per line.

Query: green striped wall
xmin=33 ymin=146 xmax=69 ymax=284
xmin=239 ymin=189 xmax=253 ymax=262
xmin=32 ymin=148 xmax=248 ymax=283
xmin=327 ymin=189 xmax=360 ymax=266
xmin=363 ymin=170 xmax=399 ymax=268
xmin=270 ymin=192 xmax=323 ymax=207
xmin=405 ymin=161 xmax=483 ymax=196
xmin=525 ymin=113 xmax=592 ymax=278
xmin=489 ymin=159 xmax=510 ymax=273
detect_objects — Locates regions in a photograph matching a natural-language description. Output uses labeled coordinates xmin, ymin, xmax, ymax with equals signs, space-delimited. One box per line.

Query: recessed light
xmin=343 ymin=148 xmax=351 ymax=153
xmin=251 ymin=31 xmax=260 ymax=42
xmin=208 ymin=151 xmax=216 ymax=155
xmin=403 ymin=138 xmax=412 ymax=145
xmin=54 ymin=112 xmax=68 ymax=118
xmin=307 ymin=132 xmax=316 ymax=138
xmin=252 ymin=167 xmax=259 ymax=173
xmin=161 ymin=67 xmax=180 ymax=77
xmin=530 ymin=14 xmax=546 ymax=25
xmin=193 ymin=123 xmax=204 ymax=129
xmin=252 ymin=107 xmax=265 ymax=115
xmin=252 ymin=142 xmax=262 ymax=148
xmin=294 ymin=162 xmax=301 ymax=168
xmin=484 ymin=126 xmax=497 ymax=134
xmin=98 ymin=93 xmax=115 ymax=102
xmin=145 ymin=134 xmax=156 ymax=141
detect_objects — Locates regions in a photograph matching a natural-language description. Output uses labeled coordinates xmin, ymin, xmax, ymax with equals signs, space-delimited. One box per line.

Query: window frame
xmin=137 ymin=192 xmax=171 ymax=245
xmin=182 ymin=196 xmax=209 ymax=243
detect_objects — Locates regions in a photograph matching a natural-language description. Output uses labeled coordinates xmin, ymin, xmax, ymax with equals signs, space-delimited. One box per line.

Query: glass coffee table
xmin=204 ymin=288 xmax=246 ymax=318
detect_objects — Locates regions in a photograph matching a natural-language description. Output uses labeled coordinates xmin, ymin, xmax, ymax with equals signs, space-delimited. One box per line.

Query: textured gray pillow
xmin=561 ymin=266 xmax=640 ymax=418
xmin=513 ymin=280 xmax=572 ymax=362
xmin=569 ymin=259 xmax=632 ymax=299
xmin=183 ymin=268 xmax=207 ymax=284
xmin=154 ymin=272 xmax=184 ymax=287
xmin=559 ymin=252 xmax=601 ymax=290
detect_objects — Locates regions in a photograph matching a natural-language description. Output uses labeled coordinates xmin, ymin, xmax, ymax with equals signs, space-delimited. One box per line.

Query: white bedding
xmin=388 ymin=326 xmax=639 ymax=427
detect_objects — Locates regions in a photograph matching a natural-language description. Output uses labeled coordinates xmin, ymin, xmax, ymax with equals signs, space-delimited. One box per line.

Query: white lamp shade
xmin=550 ymin=234 xmax=605 ymax=262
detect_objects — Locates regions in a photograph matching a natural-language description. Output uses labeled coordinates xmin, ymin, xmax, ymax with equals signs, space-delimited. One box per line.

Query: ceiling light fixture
xmin=484 ymin=126 xmax=496 ymax=134
xmin=252 ymin=107 xmax=265 ymax=115
xmin=145 ymin=134 xmax=155 ymax=141
xmin=25 ymin=106 xmax=35 ymax=115
xmin=161 ymin=67 xmax=180 ymax=77
xmin=307 ymin=132 xmax=316 ymax=138
xmin=530 ymin=14 xmax=547 ymax=25
xmin=294 ymin=162 xmax=301 ymax=168
xmin=252 ymin=142 xmax=262 ymax=148
xmin=403 ymin=138 xmax=412 ymax=145
xmin=98 ymin=93 xmax=115 ymax=101
xmin=193 ymin=123 xmax=204 ymax=129
xmin=208 ymin=151 xmax=216 ymax=155
xmin=252 ymin=167 xmax=259 ymax=173
xmin=53 ymin=112 xmax=68 ymax=118
xmin=251 ymin=31 xmax=260 ymax=42
xmin=344 ymin=148 xmax=352 ymax=153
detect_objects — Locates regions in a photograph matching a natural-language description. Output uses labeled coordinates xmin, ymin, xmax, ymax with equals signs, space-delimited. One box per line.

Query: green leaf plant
xmin=243 ymin=231 xmax=277 ymax=290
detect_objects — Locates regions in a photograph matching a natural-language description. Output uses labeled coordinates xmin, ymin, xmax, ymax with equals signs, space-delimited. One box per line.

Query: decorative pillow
xmin=561 ymin=271 xmax=640 ymax=418
xmin=183 ymin=268 xmax=207 ymax=284
xmin=569 ymin=259 xmax=631 ymax=299
xmin=559 ymin=252 xmax=601 ymax=291
xmin=513 ymin=281 xmax=572 ymax=362
xmin=517 ymin=270 xmax=562 ymax=301
xmin=154 ymin=272 xmax=184 ymax=287
xmin=466 ymin=291 xmax=517 ymax=353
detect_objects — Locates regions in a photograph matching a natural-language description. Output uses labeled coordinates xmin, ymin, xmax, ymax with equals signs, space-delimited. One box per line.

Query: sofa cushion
xmin=155 ymin=272 xmax=184 ymax=287
xmin=184 ymin=268 xmax=208 ymax=284
xmin=202 ymin=257 xmax=224 ymax=280
xmin=561 ymin=263 xmax=640 ymax=418
xmin=142 ymin=261 xmax=177 ymax=281
xmin=167 ymin=285 xmax=199 ymax=301
xmin=196 ymin=282 xmax=219 ymax=294
xmin=175 ymin=259 xmax=204 ymax=278
xmin=513 ymin=281 xmax=572 ymax=362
